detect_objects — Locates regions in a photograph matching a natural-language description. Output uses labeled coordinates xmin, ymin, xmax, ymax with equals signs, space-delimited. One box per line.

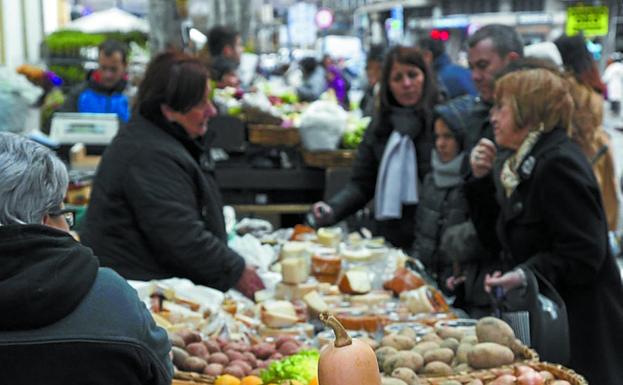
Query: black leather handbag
xmin=493 ymin=268 xmax=570 ymax=364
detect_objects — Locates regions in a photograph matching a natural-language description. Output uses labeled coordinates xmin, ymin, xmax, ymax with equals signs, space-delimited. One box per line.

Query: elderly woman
xmin=0 ymin=133 xmax=173 ymax=383
xmin=310 ymin=46 xmax=438 ymax=250
xmin=82 ymin=51 xmax=264 ymax=298
xmin=467 ymin=68 xmax=623 ymax=384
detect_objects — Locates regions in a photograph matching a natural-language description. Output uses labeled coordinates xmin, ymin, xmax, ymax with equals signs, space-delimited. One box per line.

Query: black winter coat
xmin=327 ymin=112 xmax=434 ymax=250
xmin=466 ymin=128 xmax=623 ymax=384
xmin=82 ymin=114 xmax=245 ymax=291
xmin=413 ymin=172 xmax=472 ymax=290
xmin=0 ymin=225 xmax=173 ymax=384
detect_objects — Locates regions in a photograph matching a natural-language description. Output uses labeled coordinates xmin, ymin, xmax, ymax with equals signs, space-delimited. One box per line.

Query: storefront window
xmin=512 ymin=0 xmax=545 ymax=12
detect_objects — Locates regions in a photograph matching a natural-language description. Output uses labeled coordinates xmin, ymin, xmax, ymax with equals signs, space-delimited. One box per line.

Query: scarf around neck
xmin=432 ymin=150 xmax=465 ymax=188
xmin=500 ymin=128 xmax=543 ymax=197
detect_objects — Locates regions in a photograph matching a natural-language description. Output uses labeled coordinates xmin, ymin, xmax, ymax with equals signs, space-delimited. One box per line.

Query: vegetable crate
xmin=301 ymin=150 xmax=357 ymax=169
xmin=248 ymin=124 xmax=301 ymax=147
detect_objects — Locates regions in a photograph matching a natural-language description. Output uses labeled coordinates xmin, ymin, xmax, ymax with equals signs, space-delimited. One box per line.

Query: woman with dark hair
xmin=310 ymin=46 xmax=439 ymax=249
xmin=82 ymin=51 xmax=264 ymax=298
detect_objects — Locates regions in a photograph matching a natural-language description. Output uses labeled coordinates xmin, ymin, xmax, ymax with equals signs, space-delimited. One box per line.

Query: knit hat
xmin=433 ymin=95 xmax=476 ymax=148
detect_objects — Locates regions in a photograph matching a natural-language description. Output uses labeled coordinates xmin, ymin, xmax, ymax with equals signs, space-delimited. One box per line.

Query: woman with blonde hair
xmin=467 ymin=68 xmax=623 ymax=384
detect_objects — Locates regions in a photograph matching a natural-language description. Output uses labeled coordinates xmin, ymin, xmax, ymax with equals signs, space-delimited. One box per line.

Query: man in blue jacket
xmin=60 ymin=39 xmax=130 ymax=122
xmin=419 ymin=37 xmax=477 ymax=100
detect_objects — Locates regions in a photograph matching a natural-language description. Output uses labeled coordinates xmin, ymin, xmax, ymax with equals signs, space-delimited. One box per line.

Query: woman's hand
xmin=484 ymin=269 xmax=527 ymax=293
xmin=235 ymin=265 xmax=265 ymax=300
xmin=310 ymin=201 xmax=335 ymax=227
xmin=446 ymin=275 xmax=466 ymax=292
xmin=470 ymin=138 xmax=497 ymax=178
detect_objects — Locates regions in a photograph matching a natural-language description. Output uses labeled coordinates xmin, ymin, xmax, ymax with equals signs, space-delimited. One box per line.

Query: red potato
xmin=251 ymin=342 xmax=276 ymax=359
xmin=242 ymin=352 xmax=258 ymax=368
xmin=178 ymin=330 xmax=202 ymax=346
xmin=225 ymin=341 xmax=250 ymax=352
xmin=225 ymin=350 xmax=244 ymax=362
xmin=275 ymin=336 xmax=299 ymax=348
xmin=217 ymin=336 xmax=229 ymax=348
xmin=270 ymin=352 xmax=283 ymax=360
xmin=223 ymin=365 xmax=245 ymax=378
xmin=229 ymin=359 xmax=253 ymax=375
xmin=184 ymin=356 xmax=207 ymax=373
xmin=208 ymin=352 xmax=229 ymax=366
xmin=517 ymin=372 xmax=544 ymax=385
xmin=256 ymin=360 xmax=267 ymax=369
xmin=515 ymin=365 xmax=536 ymax=376
xmin=489 ymin=374 xmax=517 ymax=385
xmin=186 ymin=342 xmax=209 ymax=357
xmin=250 ymin=368 xmax=262 ymax=376
xmin=203 ymin=363 xmax=224 ymax=376
xmin=538 ymin=371 xmax=554 ymax=382
xmin=204 ymin=339 xmax=221 ymax=353
xmin=278 ymin=341 xmax=299 ymax=356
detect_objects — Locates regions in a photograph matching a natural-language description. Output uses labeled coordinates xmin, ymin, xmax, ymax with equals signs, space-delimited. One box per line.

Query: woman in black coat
xmin=82 ymin=52 xmax=264 ymax=298
xmin=467 ymin=68 xmax=623 ymax=384
xmin=310 ymin=46 xmax=438 ymax=250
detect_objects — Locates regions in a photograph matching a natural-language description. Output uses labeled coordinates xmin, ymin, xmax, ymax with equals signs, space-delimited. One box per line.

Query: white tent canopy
xmin=63 ymin=7 xmax=149 ymax=33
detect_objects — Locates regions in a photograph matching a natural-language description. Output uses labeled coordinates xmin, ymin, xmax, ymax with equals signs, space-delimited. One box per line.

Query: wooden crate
xmin=248 ymin=124 xmax=300 ymax=146
xmin=302 ymin=149 xmax=357 ymax=168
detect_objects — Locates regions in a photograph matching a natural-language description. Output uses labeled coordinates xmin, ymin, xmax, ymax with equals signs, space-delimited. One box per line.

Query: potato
xmin=391 ymin=367 xmax=420 ymax=385
xmin=381 ymin=378 xmax=408 ymax=385
xmin=225 ymin=341 xmax=250 ymax=352
xmin=230 ymin=359 xmax=252 ymax=375
xmin=550 ymin=381 xmax=571 ymax=385
xmin=360 ymin=336 xmax=380 ymax=350
xmin=208 ymin=352 xmax=229 ymax=366
xmin=203 ymin=363 xmax=224 ymax=376
xmin=383 ymin=351 xmax=424 ymax=374
xmin=467 ymin=380 xmax=483 ymax=385
xmin=489 ymin=374 xmax=517 ymax=385
xmin=398 ymin=327 xmax=418 ymax=340
xmin=423 ymin=361 xmax=453 ymax=376
xmin=178 ymin=329 xmax=202 ymax=346
xmin=453 ymin=363 xmax=472 ymax=373
xmin=376 ymin=346 xmax=398 ymax=368
xmin=382 ymin=335 xmax=416 ymax=350
xmin=412 ymin=341 xmax=440 ymax=355
xmin=225 ymin=350 xmax=244 ymax=362
xmin=184 ymin=356 xmax=207 ymax=373
xmin=439 ymin=381 xmax=461 ymax=385
xmin=467 ymin=343 xmax=515 ymax=369
xmin=204 ymin=339 xmax=221 ymax=354
xmin=186 ymin=342 xmax=209 ymax=358
xmin=251 ymin=342 xmax=276 ymax=359
xmin=440 ymin=338 xmax=459 ymax=353
xmin=460 ymin=335 xmax=478 ymax=345
xmin=223 ymin=365 xmax=245 ymax=378
xmin=517 ymin=372 xmax=545 ymax=385
xmin=455 ymin=343 xmax=473 ymax=364
xmin=538 ymin=371 xmax=554 ymax=382
xmin=250 ymin=368 xmax=262 ymax=376
xmin=421 ymin=333 xmax=443 ymax=343
xmin=475 ymin=317 xmax=519 ymax=351
xmin=436 ymin=327 xmax=464 ymax=341
xmin=278 ymin=341 xmax=300 ymax=356
xmin=242 ymin=352 xmax=257 ymax=368
xmin=172 ymin=346 xmax=190 ymax=368
xmin=423 ymin=348 xmax=454 ymax=365
xmin=270 ymin=352 xmax=283 ymax=360
xmin=275 ymin=336 xmax=299 ymax=348
xmin=168 ymin=332 xmax=186 ymax=348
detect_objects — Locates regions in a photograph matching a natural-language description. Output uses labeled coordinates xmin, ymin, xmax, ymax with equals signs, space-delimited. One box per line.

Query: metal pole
xmin=601 ymin=0 xmax=619 ymax=72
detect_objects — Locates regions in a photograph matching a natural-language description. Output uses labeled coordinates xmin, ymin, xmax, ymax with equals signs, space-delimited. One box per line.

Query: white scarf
xmin=375 ymin=130 xmax=419 ymax=220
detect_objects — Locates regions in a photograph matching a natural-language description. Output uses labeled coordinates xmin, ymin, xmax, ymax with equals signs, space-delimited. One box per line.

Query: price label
xmin=566 ymin=6 xmax=609 ymax=37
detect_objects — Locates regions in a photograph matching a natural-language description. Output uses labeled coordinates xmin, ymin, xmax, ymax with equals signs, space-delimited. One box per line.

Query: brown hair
xmin=494 ymin=68 xmax=573 ymax=134
xmin=379 ymin=46 xmax=438 ymax=114
xmin=567 ymin=75 xmax=603 ymax=157
xmin=135 ymin=51 xmax=209 ymax=123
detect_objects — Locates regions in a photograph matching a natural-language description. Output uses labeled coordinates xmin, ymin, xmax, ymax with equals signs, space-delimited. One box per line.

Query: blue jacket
xmin=60 ymin=71 xmax=130 ymax=122
xmin=0 ymin=225 xmax=173 ymax=385
xmin=435 ymin=53 xmax=477 ymax=100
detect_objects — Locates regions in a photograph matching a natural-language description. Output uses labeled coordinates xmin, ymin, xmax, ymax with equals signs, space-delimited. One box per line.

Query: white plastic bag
xmin=298 ymin=100 xmax=347 ymax=150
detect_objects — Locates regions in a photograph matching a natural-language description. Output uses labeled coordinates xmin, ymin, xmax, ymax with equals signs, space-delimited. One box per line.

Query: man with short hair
xmin=60 ymin=39 xmax=130 ymax=122
xmin=207 ymin=25 xmax=243 ymax=65
xmin=419 ymin=37 xmax=477 ymax=100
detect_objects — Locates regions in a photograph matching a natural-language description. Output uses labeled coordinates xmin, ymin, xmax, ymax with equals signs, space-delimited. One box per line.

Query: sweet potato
xmin=382 ymin=335 xmax=416 ymax=350
xmin=251 ymin=342 xmax=276 ymax=359
xmin=223 ymin=365 xmax=245 ymax=378
xmin=467 ymin=343 xmax=515 ymax=369
xmin=391 ymin=367 xmax=420 ymax=385
xmin=242 ymin=352 xmax=257 ymax=368
xmin=225 ymin=350 xmax=244 ymax=362
xmin=278 ymin=340 xmax=300 ymax=356
xmin=275 ymin=336 xmax=299 ymax=348
xmin=229 ymin=359 xmax=252 ymax=375
xmin=178 ymin=329 xmax=202 ymax=346
xmin=208 ymin=352 xmax=229 ymax=366
xmin=422 ymin=361 xmax=452 ymax=376
xmin=203 ymin=339 xmax=221 ymax=354
xmin=186 ymin=342 xmax=209 ymax=358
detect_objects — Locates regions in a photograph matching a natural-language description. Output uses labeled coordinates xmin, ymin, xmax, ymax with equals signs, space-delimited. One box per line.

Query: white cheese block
xmin=302 ymin=290 xmax=328 ymax=313
xmin=281 ymin=257 xmax=309 ymax=284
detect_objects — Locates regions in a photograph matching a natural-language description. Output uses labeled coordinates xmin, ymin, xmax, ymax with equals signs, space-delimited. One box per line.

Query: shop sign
xmin=566 ymin=6 xmax=609 ymax=37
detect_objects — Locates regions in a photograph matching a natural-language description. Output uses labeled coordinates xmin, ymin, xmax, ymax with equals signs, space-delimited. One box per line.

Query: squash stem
xmin=319 ymin=311 xmax=352 ymax=347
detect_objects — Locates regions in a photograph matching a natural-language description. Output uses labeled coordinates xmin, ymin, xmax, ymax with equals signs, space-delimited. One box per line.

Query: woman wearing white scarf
xmin=467 ymin=68 xmax=623 ymax=384
xmin=310 ymin=46 xmax=438 ymax=250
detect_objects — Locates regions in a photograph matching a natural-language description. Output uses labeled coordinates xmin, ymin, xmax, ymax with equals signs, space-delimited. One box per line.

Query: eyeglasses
xmin=48 ymin=208 xmax=75 ymax=229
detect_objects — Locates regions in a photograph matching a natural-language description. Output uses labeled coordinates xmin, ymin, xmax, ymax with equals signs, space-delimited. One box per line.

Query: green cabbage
xmin=260 ymin=349 xmax=319 ymax=384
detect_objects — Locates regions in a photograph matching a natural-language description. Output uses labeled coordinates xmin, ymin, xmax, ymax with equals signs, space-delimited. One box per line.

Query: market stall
xmin=131 ymin=223 xmax=585 ymax=385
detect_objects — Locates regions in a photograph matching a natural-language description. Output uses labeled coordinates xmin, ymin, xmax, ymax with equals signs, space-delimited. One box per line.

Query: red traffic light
xmin=430 ymin=29 xmax=450 ymax=41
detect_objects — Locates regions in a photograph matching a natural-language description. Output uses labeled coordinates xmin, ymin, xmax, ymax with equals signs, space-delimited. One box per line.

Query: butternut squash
xmin=318 ymin=312 xmax=381 ymax=385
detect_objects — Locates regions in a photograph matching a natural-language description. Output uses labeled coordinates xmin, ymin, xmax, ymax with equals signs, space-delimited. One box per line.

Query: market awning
xmin=63 ymin=7 xmax=149 ymax=33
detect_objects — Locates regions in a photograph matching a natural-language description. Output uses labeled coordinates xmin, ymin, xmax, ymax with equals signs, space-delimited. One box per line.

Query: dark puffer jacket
xmin=327 ymin=112 xmax=434 ymax=250
xmin=81 ymin=114 xmax=245 ymax=291
xmin=0 ymin=224 xmax=173 ymax=385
